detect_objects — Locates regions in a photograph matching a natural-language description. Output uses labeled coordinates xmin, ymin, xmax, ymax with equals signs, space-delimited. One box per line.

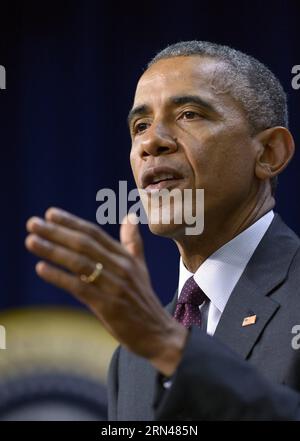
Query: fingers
xmin=44 ymin=207 xmax=126 ymax=255
xmin=26 ymin=233 xmax=96 ymax=276
xmin=35 ymin=261 xmax=98 ymax=304
xmin=26 ymin=216 xmax=131 ymax=279
xmin=25 ymin=208 xmax=151 ymax=304
xmin=25 ymin=232 xmax=130 ymax=292
xmin=35 ymin=259 xmax=140 ymax=325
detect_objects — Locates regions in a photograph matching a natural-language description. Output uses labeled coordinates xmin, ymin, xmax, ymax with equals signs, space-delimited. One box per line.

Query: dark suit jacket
xmin=107 ymin=214 xmax=300 ymax=420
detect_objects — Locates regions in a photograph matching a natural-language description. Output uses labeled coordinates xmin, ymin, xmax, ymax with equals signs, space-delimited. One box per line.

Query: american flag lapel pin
xmin=242 ymin=314 xmax=257 ymax=327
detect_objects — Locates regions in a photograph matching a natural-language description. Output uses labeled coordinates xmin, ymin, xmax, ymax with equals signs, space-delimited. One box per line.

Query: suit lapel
xmin=214 ymin=280 xmax=279 ymax=359
xmin=214 ymin=214 xmax=299 ymax=359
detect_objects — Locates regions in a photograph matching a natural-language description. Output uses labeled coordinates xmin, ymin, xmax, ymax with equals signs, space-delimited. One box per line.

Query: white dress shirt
xmin=177 ymin=210 xmax=274 ymax=335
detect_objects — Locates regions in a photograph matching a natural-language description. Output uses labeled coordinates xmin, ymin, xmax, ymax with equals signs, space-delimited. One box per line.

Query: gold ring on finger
xmin=80 ymin=262 xmax=103 ymax=284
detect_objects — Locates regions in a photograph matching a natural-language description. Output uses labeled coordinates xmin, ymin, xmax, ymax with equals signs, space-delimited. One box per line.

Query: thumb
xmin=120 ymin=213 xmax=145 ymax=260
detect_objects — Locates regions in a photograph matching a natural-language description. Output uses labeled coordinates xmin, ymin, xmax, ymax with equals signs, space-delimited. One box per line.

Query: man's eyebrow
xmin=171 ymin=95 xmax=217 ymax=113
xmin=127 ymin=95 xmax=218 ymax=127
xmin=127 ymin=104 xmax=151 ymax=127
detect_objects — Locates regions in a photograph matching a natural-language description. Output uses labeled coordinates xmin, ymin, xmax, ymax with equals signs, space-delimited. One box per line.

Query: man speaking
xmin=26 ymin=41 xmax=300 ymax=420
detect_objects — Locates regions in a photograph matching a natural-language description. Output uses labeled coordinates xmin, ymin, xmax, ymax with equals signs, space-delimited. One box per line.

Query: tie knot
xmin=178 ymin=276 xmax=207 ymax=306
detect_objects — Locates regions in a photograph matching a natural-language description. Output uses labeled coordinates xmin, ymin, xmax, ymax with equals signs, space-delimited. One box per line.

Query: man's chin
xmin=147 ymin=221 xmax=185 ymax=238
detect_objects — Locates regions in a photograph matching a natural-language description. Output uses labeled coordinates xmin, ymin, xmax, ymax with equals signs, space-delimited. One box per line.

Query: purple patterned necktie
xmin=174 ymin=276 xmax=207 ymax=328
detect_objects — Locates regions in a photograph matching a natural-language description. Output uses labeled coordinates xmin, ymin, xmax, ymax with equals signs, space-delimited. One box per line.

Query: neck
xmin=175 ymin=186 xmax=275 ymax=273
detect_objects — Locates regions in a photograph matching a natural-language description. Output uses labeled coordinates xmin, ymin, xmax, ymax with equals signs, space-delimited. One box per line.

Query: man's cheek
xmin=130 ymin=157 xmax=139 ymax=182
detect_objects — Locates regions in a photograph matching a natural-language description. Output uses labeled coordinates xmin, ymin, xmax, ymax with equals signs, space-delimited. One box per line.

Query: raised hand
xmin=25 ymin=207 xmax=187 ymax=376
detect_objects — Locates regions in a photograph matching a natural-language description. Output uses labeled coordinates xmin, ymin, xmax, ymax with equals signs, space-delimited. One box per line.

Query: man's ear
xmin=254 ymin=127 xmax=295 ymax=181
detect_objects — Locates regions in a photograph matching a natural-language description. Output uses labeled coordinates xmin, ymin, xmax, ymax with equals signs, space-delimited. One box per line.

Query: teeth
xmin=152 ymin=173 xmax=175 ymax=184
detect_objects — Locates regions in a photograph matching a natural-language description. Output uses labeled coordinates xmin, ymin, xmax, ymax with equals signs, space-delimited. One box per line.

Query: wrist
xmin=150 ymin=322 xmax=189 ymax=377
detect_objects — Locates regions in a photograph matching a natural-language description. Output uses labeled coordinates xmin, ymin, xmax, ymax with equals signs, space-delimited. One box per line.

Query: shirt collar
xmin=178 ymin=210 xmax=274 ymax=313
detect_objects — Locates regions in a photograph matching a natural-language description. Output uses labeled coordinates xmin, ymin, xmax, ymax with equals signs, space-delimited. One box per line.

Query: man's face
xmin=129 ymin=56 xmax=260 ymax=238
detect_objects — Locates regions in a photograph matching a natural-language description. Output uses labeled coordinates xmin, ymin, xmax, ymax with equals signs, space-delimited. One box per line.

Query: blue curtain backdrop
xmin=0 ymin=0 xmax=299 ymax=310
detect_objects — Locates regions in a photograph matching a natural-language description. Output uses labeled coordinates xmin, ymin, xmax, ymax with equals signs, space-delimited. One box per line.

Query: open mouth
xmin=141 ymin=167 xmax=184 ymax=192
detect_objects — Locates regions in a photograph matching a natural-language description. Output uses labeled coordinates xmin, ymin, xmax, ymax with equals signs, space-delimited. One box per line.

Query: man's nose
xmin=139 ymin=123 xmax=178 ymax=158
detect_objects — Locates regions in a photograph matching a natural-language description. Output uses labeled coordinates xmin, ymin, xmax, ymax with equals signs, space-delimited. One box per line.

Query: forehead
xmin=134 ymin=56 xmax=237 ymax=109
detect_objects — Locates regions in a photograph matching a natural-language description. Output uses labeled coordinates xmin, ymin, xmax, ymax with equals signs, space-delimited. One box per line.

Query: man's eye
xmin=134 ymin=122 xmax=149 ymax=133
xmin=181 ymin=111 xmax=199 ymax=120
